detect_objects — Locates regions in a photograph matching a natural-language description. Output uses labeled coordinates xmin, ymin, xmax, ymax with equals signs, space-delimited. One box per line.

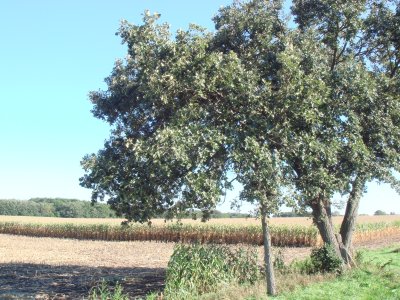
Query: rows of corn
xmin=352 ymin=221 xmax=400 ymax=244
xmin=0 ymin=221 xmax=398 ymax=247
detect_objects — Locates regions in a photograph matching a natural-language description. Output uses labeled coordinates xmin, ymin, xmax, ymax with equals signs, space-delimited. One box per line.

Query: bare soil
xmin=0 ymin=232 xmax=399 ymax=299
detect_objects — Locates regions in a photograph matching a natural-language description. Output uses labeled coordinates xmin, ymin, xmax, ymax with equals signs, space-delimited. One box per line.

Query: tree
xmin=289 ymin=0 xmax=400 ymax=264
xmin=81 ymin=0 xmax=400 ymax=294
xmin=80 ymin=6 xmax=287 ymax=294
xmin=374 ymin=210 xmax=387 ymax=215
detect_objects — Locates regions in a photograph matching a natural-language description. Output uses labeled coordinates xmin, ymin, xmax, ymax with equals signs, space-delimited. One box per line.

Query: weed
xmin=88 ymin=280 xmax=129 ymax=300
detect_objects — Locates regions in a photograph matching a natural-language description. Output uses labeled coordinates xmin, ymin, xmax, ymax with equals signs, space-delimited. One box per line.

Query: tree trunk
xmin=339 ymin=176 xmax=366 ymax=266
xmin=311 ymin=198 xmax=341 ymax=255
xmin=260 ymin=201 xmax=276 ymax=296
xmin=310 ymin=198 xmax=354 ymax=266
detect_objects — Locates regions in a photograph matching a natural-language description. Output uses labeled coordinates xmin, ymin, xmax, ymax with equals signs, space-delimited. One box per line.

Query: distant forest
xmin=0 ymin=198 xmax=325 ymax=219
xmin=0 ymin=198 xmax=116 ymax=218
xmin=0 ymin=198 xmax=252 ymax=219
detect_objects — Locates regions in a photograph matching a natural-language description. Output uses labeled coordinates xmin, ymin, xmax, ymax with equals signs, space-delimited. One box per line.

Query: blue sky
xmin=0 ymin=1 xmax=398 ymax=215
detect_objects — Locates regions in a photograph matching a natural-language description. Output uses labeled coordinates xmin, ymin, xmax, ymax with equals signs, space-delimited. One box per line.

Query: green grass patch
xmin=177 ymin=245 xmax=400 ymax=300
xmin=275 ymin=245 xmax=400 ymax=300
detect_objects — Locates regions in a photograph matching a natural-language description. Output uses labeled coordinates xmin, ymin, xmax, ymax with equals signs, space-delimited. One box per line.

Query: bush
xmin=310 ymin=244 xmax=342 ymax=274
xmin=164 ymin=244 xmax=261 ymax=298
xmin=284 ymin=244 xmax=342 ymax=275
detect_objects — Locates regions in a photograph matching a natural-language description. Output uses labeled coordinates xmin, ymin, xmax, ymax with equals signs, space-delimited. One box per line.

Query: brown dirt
xmin=0 ymin=264 xmax=165 ymax=299
xmin=0 ymin=229 xmax=399 ymax=299
xmin=0 ymin=235 xmax=173 ymax=299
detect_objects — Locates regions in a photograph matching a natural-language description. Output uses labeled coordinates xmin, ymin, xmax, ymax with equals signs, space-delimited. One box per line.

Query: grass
xmin=190 ymin=245 xmax=400 ymax=300
xmin=88 ymin=280 xmax=130 ymax=300
xmin=275 ymin=246 xmax=400 ymax=299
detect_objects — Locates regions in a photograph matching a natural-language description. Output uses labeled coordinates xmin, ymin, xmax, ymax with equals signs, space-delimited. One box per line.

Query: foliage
xmin=288 ymin=0 xmax=400 ymax=261
xmin=273 ymin=249 xmax=286 ymax=271
xmin=274 ymin=246 xmax=400 ymax=300
xmin=164 ymin=244 xmax=261 ymax=298
xmin=309 ymin=244 xmax=343 ymax=274
xmin=166 ymin=209 xmax=251 ymax=219
xmin=88 ymin=280 xmax=129 ymax=300
xmin=160 ymin=246 xmax=400 ymax=299
xmin=80 ymin=2 xmax=290 ymax=223
xmin=0 ymin=198 xmax=116 ymax=218
xmin=274 ymin=211 xmax=312 ymax=218
xmin=277 ymin=244 xmax=342 ymax=275
xmin=374 ymin=210 xmax=387 ymax=216
xmin=80 ymin=0 xmax=400 ymax=268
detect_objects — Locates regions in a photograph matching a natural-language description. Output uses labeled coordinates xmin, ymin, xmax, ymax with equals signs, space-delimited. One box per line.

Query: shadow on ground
xmin=0 ymin=263 xmax=165 ymax=299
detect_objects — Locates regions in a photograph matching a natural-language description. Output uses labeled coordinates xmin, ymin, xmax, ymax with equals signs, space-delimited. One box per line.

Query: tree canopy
xmin=81 ymin=0 xmax=400 ymax=266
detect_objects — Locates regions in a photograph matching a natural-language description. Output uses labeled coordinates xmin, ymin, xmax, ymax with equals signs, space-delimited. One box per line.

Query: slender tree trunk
xmin=260 ymin=201 xmax=276 ymax=296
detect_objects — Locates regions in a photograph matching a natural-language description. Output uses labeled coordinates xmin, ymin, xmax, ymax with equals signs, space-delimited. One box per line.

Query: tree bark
xmin=310 ymin=197 xmax=356 ymax=267
xmin=260 ymin=201 xmax=276 ymax=296
xmin=339 ymin=175 xmax=366 ymax=265
xmin=310 ymin=198 xmax=342 ymax=256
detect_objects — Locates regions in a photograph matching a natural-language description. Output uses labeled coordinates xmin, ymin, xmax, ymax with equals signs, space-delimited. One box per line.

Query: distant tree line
xmin=274 ymin=211 xmax=312 ymax=218
xmin=0 ymin=198 xmax=117 ymax=218
xmin=0 ymin=199 xmax=252 ymax=219
xmin=374 ymin=210 xmax=396 ymax=216
xmin=174 ymin=209 xmax=251 ymax=219
xmin=273 ymin=210 xmax=342 ymax=218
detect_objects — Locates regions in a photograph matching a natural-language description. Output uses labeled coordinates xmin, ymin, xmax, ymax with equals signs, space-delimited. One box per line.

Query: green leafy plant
xmin=310 ymin=244 xmax=343 ymax=274
xmin=227 ymin=247 xmax=261 ymax=285
xmin=273 ymin=249 xmax=286 ymax=271
xmin=289 ymin=257 xmax=316 ymax=275
xmin=88 ymin=280 xmax=129 ymax=300
xmin=164 ymin=244 xmax=261 ymax=298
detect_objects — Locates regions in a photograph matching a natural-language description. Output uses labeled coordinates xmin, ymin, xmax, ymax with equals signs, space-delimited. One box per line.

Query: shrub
xmin=310 ymin=244 xmax=342 ymax=274
xmin=164 ymin=244 xmax=261 ymax=298
xmin=227 ymin=247 xmax=261 ymax=285
xmin=289 ymin=257 xmax=316 ymax=275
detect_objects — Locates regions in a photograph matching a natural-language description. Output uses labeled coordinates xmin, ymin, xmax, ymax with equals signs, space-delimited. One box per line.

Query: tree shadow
xmin=0 ymin=263 xmax=165 ymax=299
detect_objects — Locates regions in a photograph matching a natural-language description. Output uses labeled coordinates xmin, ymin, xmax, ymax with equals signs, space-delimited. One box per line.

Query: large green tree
xmin=210 ymin=0 xmax=399 ymax=263
xmin=81 ymin=7 xmax=285 ymax=294
xmin=81 ymin=0 xmax=400 ymax=294
xmin=289 ymin=0 xmax=400 ymax=264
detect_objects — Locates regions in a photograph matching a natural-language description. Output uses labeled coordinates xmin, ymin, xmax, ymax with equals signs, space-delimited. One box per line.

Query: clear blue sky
xmin=0 ymin=0 xmax=398 ymax=215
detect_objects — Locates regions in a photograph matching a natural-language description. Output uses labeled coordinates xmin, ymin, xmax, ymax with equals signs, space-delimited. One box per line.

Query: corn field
xmin=0 ymin=221 xmax=398 ymax=247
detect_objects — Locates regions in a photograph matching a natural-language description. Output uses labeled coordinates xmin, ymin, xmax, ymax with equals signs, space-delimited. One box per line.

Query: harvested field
xmin=0 ymin=235 xmax=172 ymax=299
xmin=0 ymin=233 xmax=399 ymax=299
xmin=0 ymin=217 xmax=398 ymax=247
xmin=1 ymin=215 xmax=400 ymax=226
xmin=0 ymin=215 xmax=399 ymax=298
xmin=0 ymin=235 xmax=173 ymax=268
